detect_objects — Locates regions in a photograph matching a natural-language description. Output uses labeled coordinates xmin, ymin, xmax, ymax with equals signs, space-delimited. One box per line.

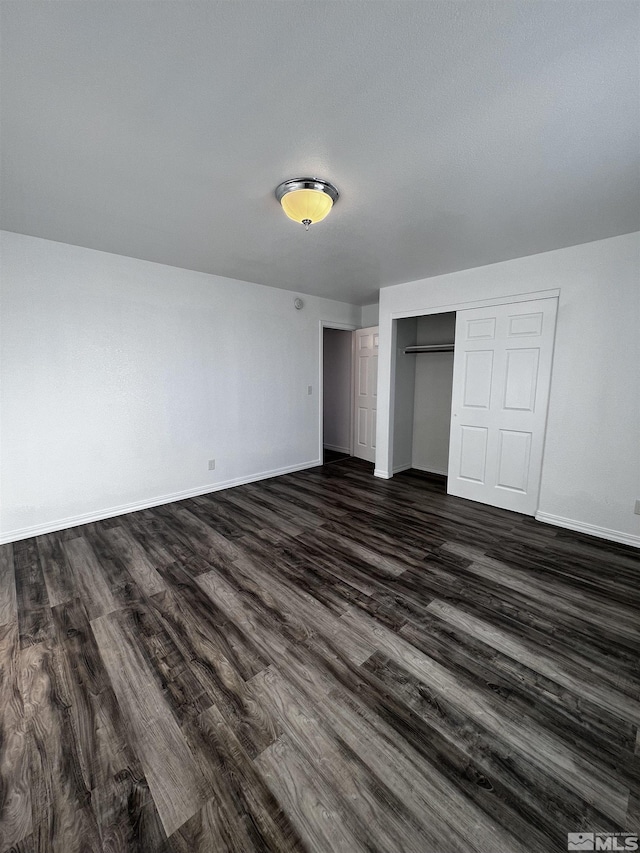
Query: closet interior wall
xmin=392 ymin=312 xmax=456 ymax=476
xmin=411 ymin=312 xmax=456 ymax=475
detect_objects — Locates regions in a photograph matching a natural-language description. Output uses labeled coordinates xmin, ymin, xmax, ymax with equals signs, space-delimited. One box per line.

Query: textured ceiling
xmin=1 ymin=1 xmax=639 ymax=305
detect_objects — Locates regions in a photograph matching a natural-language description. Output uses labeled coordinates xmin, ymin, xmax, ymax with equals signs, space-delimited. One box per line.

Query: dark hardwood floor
xmin=322 ymin=448 xmax=350 ymax=464
xmin=1 ymin=458 xmax=639 ymax=852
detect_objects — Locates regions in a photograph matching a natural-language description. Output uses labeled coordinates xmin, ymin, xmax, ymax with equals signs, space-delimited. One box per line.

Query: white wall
xmin=412 ymin=313 xmax=455 ymax=475
xmin=392 ymin=317 xmax=417 ymax=473
xmin=323 ymin=328 xmax=352 ymax=453
xmin=361 ymin=303 xmax=379 ymax=327
xmin=376 ymin=233 xmax=640 ymax=547
xmin=0 ymin=231 xmax=360 ymax=542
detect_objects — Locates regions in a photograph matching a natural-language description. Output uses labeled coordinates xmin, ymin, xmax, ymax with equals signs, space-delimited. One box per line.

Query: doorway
xmin=322 ymin=327 xmax=353 ymax=464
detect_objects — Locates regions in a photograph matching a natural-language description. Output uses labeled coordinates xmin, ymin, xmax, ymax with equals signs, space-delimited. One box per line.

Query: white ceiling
xmin=1 ymin=2 xmax=638 ymax=305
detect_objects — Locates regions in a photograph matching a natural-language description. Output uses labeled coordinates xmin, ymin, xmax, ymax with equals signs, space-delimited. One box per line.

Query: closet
xmin=390 ymin=297 xmax=558 ymax=516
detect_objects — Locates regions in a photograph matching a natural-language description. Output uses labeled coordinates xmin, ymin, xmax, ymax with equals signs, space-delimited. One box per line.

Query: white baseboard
xmin=0 ymin=459 xmax=323 ymax=545
xmin=379 ymin=464 xmax=448 ymax=477
xmin=323 ymin=444 xmax=350 ymax=455
xmin=411 ymin=464 xmax=448 ymax=477
xmin=392 ymin=463 xmax=412 ymax=474
xmin=535 ymin=511 xmax=640 ymax=549
xmin=374 ymin=469 xmax=391 ymax=479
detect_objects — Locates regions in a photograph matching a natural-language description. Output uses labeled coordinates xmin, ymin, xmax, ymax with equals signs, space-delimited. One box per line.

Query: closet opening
xmin=392 ymin=312 xmax=456 ymax=478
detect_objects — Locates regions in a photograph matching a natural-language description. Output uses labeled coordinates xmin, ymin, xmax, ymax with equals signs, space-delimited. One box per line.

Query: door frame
xmin=318 ymin=320 xmax=357 ymax=463
xmin=381 ymin=288 xmax=560 ymax=510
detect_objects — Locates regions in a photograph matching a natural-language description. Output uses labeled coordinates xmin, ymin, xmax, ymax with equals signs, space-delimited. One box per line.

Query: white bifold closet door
xmin=447 ymin=298 xmax=557 ymax=515
xmin=353 ymin=327 xmax=378 ymax=463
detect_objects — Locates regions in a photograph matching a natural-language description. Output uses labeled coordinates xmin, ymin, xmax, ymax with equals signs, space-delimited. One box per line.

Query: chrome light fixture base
xmin=275 ymin=178 xmax=339 ymax=205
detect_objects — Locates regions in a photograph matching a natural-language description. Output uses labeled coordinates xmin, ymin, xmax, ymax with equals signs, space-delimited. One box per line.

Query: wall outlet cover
xmin=208 ymin=459 xmax=216 ymax=470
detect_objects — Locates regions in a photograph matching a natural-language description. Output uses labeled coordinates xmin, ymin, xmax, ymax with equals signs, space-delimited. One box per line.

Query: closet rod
xmin=403 ymin=344 xmax=455 ymax=354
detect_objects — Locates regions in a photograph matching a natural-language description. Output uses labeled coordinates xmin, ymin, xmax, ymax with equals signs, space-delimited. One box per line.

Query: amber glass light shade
xmin=280 ymin=188 xmax=334 ymax=225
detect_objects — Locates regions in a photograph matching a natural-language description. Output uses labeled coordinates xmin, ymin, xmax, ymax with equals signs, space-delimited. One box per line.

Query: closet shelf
xmin=403 ymin=344 xmax=455 ymax=354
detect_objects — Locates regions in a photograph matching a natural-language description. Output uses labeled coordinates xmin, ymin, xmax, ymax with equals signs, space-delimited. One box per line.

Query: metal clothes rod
xmin=403 ymin=344 xmax=455 ymax=354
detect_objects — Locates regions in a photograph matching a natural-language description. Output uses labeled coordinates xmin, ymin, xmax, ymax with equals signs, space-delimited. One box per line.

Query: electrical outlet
xmin=208 ymin=459 xmax=216 ymax=471
xmin=307 ymin=385 xmax=313 ymax=395
xmin=635 ymin=499 xmax=640 ymax=516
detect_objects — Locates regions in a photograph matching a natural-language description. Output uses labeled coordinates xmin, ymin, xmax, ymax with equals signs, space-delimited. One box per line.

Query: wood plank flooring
xmin=1 ymin=458 xmax=639 ymax=852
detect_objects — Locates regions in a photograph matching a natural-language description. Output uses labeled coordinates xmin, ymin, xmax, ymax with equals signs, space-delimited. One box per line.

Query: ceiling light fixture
xmin=275 ymin=178 xmax=339 ymax=231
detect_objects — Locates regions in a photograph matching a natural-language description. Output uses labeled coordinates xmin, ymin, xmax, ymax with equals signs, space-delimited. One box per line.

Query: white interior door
xmin=353 ymin=326 xmax=379 ymax=462
xmin=447 ymin=298 xmax=557 ymax=515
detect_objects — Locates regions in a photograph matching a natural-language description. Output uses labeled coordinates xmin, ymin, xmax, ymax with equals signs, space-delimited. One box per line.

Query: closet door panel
xmin=447 ymin=298 xmax=557 ymax=515
xmin=458 ymin=426 xmax=488 ymax=484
